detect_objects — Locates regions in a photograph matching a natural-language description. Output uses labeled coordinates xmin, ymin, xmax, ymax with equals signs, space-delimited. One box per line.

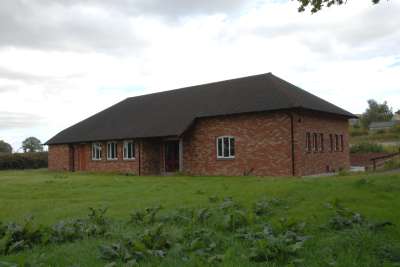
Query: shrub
xmin=0 ymin=152 xmax=48 ymax=170
xmin=350 ymin=127 xmax=368 ymax=137
xmin=390 ymin=124 xmax=400 ymax=134
xmin=384 ymin=158 xmax=400 ymax=170
xmin=350 ymin=143 xmax=384 ymax=153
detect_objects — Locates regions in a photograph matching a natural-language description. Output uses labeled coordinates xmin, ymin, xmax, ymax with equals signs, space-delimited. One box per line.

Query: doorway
xmin=164 ymin=141 xmax=179 ymax=172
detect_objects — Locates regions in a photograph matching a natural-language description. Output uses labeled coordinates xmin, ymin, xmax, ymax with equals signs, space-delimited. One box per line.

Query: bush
xmin=390 ymin=124 xmax=400 ymax=134
xmin=350 ymin=127 xmax=368 ymax=137
xmin=350 ymin=143 xmax=384 ymax=153
xmin=0 ymin=152 xmax=48 ymax=170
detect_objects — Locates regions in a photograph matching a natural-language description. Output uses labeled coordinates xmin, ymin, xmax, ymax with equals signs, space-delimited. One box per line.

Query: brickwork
xmin=182 ymin=112 xmax=293 ymax=176
xmin=48 ymin=144 xmax=72 ymax=171
xmin=48 ymin=141 xmax=139 ymax=174
xmin=48 ymin=110 xmax=351 ymax=176
xmin=292 ymin=111 xmax=350 ymax=176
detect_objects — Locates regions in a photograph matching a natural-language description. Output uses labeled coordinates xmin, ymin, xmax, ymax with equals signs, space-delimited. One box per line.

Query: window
xmin=329 ymin=134 xmax=334 ymax=152
xmin=107 ymin=142 xmax=118 ymax=160
xmin=217 ymin=136 xmax=235 ymax=159
xmin=123 ymin=141 xmax=135 ymax=160
xmin=340 ymin=134 xmax=344 ymax=151
xmin=92 ymin=143 xmax=102 ymax=160
xmin=335 ymin=134 xmax=339 ymax=151
xmin=312 ymin=133 xmax=318 ymax=152
xmin=319 ymin=133 xmax=324 ymax=152
xmin=305 ymin=132 xmax=311 ymax=152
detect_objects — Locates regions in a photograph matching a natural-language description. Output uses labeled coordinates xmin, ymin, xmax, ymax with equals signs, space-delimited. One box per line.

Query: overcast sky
xmin=0 ymin=0 xmax=399 ymax=151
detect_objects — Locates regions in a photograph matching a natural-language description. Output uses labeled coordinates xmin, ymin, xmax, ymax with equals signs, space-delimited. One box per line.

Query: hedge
xmin=0 ymin=152 xmax=48 ymax=170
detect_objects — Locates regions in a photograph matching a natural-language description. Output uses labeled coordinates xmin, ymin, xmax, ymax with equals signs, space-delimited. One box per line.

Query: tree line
xmin=0 ymin=137 xmax=43 ymax=154
xmin=358 ymin=99 xmax=399 ymax=129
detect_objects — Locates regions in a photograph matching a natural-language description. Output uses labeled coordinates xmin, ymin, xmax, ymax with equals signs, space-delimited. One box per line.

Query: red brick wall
xmin=181 ymin=111 xmax=350 ymax=177
xmin=48 ymin=141 xmax=139 ymax=174
xmin=182 ymin=112 xmax=293 ymax=176
xmin=48 ymin=110 xmax=351 ymax=176
xmin=293 ymin=111 xmax=350 ymax=176
xmin=48 ymin=144 xmax=72 ymax=171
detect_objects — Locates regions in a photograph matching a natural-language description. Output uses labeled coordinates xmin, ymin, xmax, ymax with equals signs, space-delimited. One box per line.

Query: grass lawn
xmin=0 ymin=169 xmax=400 ymax=266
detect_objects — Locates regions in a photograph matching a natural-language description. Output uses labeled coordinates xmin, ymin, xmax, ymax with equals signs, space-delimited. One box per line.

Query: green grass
xmin=1 ymin=169 xmax=400 ymax=266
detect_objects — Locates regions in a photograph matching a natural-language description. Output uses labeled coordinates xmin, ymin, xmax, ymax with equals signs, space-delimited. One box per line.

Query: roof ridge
xmin=127 ymin=72 xmax=273 ymax=100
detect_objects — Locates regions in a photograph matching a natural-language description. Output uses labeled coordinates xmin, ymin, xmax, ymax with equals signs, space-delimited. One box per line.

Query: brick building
xmin=46 ymin=73 xmax=355 ymax=176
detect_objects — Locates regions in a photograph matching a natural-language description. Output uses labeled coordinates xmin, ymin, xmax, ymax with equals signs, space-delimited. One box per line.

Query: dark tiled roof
xmin=46 ymin=73 xmax=356 ymax=145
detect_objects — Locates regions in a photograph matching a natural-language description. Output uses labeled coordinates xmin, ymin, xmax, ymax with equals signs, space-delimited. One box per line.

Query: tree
xmin=296 ymin=0 xmax=381 ymax=13
xmin=22 ymin=137 xmax=43 ymax=153
xmin=0 ymin=140 xmax=12 ymax=154
xmin=360 ymin=99 xmax=393 ymax=128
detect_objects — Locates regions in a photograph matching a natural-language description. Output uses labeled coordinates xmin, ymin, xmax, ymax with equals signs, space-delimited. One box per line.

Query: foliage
xmin=182 ymin=228 xmax=224 ymax=263
xmin=350 ymin=142 xmax=384 ymax=153
xmin=326 ymin=199 xmax=393 ymax=231
xmin=383 ymin=158 xmax=400 ymax=171
xmin=99 ymin=223 xmax=171 ymax=264
xmin=130 ymin=205 xmax=162 ymax=225
xmin=349 ymin=126 xmax=368 ymax=137
xmin=0 ymin=152 xmax=48 ymax=170
xmin=360 ymin=99 xmax=393 ymax=128
xmin=296 ymin=0 xmax=381 ymax=13
xmin=0 ymin=216 xmax=43 ymax=255
xmin=0 ymin=208 xmax=110 ymax=255
xmin=22 ymin=137 xmax=43 ymax=153
xmin=0 ymin=141 xmax=12 ymax=154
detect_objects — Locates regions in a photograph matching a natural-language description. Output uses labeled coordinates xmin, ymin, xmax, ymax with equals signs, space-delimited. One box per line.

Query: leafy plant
xmin=350 ymin=142 xmax=384 ymax=153
xmin=222 ymin=210 xmax=248 ymax=231
xmin=183 ymin=228 xmax=224 ymax=263
xmin=253 ymin=199 xmax=271 ymax=216
xmin=0 ymin=216 xmax=43 ymax=255
xmin=99 ymin=223 xmax=171 ymax=264
xmin=130 ymin=205 xmax=162 ymax=225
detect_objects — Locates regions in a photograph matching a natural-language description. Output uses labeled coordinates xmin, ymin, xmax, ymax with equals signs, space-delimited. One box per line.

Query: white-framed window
xmin=217 ymin=136 xmax=235 ymax=159
xmin=123 ymin=140 xmax=135 ymax=160
xmin=92 ymin=143 xmax=102 ymax=160
xmin=107 ymin=142 xmax=118 ymax=160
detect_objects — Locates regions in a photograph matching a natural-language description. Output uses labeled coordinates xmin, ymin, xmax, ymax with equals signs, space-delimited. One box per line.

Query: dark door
xmin=78 ymin=144 xmax=87 ymax=171
xmin=165 ymin=141 xmax=179 ymax=172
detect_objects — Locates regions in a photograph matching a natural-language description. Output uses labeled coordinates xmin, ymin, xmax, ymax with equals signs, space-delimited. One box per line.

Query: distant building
xmin=369 ymin=120 xmax=400 ymax=131
xmin=348 ymin=115 xmax=361 ymax=126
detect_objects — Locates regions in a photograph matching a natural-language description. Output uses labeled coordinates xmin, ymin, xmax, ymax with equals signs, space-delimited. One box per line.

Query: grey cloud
xmin=41 ymin=0 xmax=249 ymax=17
xmin=251 ymin=2 xmax=400 ymax=60
xmin=0 ymin=67 xmax=50 ymax=83
xmin=0 ymin=0 xmax=249 ymax=53
xmin=0 ymin=1 xmax=147 ymax=53
xmin=0 ymin=111 xmax=44 ymax=129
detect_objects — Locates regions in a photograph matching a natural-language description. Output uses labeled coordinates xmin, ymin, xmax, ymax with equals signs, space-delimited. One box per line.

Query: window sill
xmin=217 ymin=157 xmax=235 ymax=160
xmin=107 ymin=158 xmax=118 ymax=161
xmin=92 ymin=158 xmax=102 ymax=161
xmin=123 ymin=158 xmax=136 ymax=161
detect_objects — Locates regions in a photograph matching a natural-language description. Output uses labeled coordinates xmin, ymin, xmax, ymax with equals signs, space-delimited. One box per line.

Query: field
xmin=0 ymin=170 xmax=400 ymax=266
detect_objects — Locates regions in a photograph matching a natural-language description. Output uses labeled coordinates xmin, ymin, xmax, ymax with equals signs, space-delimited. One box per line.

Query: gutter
xmin=138 ymin=140 xmax=141 ymax=176
xmin=287 ymin=112 xmax=296 ymax=176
